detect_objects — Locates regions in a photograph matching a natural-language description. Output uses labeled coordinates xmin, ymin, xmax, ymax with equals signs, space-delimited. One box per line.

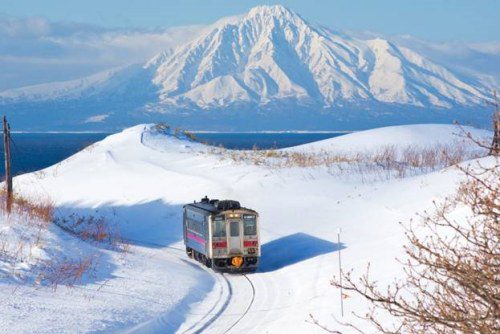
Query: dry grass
xmin=54 ymin=214 xmax=129 ymax=252
xmin=0 ymin=192 xmax=56 ymax=282
xmin=0 ymin=191 xmax=54 ymax=262
xmin=0 ymin=192 xmax=126 ymax=289
xmin=208 ymin=142 xmax=484 ymax=180
xmin=0 ymin=190 xmax=54 ymax=224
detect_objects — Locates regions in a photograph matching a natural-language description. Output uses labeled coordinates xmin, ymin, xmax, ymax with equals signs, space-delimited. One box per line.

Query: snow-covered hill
xmin=0 ymin=5 xmax=494 ymax=131
xmin=287 ymin=124 xmax=492 ymax=153
xmin=3 ymin=123 xmax=493 ymax=333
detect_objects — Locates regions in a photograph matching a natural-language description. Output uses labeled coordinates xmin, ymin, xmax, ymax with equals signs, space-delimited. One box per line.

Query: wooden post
xmin=3 ymin=115 xmax=12 ymax=214
xmin=337 ymin=228 xmax=344 ymax=317
xmin=490 ymin=91 xmax=500 ymax=156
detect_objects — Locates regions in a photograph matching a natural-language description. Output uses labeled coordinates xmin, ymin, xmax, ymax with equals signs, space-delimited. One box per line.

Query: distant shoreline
xmin=10 ymin=131 xmax=114 ymax=134
xmin=191 ymin=130 xmax=354 ymax=134
xmin=10 ymin=130 xmax=354 ymax=134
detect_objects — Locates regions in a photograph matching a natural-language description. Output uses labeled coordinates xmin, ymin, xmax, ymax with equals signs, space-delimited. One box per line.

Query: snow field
xmin=1 ymin=123 xmax=492 ymax=333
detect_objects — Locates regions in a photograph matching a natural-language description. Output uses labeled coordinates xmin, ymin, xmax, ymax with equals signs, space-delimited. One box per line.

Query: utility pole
xmin=490 ymin=90 xmax=500 ymax=156
xmin=3 ymin=116 xmax=12 ymax=214
xmin=337 ymin=228 xmax=344 ymax=317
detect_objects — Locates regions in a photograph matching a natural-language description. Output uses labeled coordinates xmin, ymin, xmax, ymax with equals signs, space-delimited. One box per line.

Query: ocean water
xmin=194 ymin=132 xmax=345 ymax=150
xmin=1 ymin=133 xmax=110 ymax=178
xmin=0 ymin=132 xmax=345 ymax=177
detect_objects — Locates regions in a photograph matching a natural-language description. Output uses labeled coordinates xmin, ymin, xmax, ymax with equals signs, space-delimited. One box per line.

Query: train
xmin=183 ymin=196 xmax=260 ymax=272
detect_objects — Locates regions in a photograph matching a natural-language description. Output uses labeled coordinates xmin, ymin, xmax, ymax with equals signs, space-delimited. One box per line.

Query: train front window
xmin=213 ymin=220 xmax=226 ymax=237
xmin=243 ymin=219 xmax=257 ymax=236
xmin=230 ymin=221 xmax=240 ymax=237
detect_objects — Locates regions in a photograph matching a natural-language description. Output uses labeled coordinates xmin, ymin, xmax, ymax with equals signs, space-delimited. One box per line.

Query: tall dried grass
xmin=0 ymin=190 xmax=54 ymax=224
xmin=208 ymin=142 xmax=484 ymax=181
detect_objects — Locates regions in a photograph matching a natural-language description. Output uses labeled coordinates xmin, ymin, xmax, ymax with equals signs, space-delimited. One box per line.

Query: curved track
xmin=190 ymin=274 xmax=232 ymax=334
xmin=221 ymin=274 xmax=255 ymax=334
xmin=186 ymin=272 xmax=256 ymax=334
xmin=125 ymin=240 xmax=258 ymax=333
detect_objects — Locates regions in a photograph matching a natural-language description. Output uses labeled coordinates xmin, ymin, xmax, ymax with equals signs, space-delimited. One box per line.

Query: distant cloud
xmin=85 ymin=114 xmax=109 ymax=123
xmin=0 ymin=15 xmax=52 ymax=37
xmin=0 ymin=14 xmax=203 ymax=90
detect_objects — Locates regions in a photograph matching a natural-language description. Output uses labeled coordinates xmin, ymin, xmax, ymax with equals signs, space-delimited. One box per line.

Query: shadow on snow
xmin=54 ymin=200 xmax=216 ymax=334
xmin=57 ymin=199 xmax=184 ymax=249
xmin=258 ymin=232 xmax=344 ymax=273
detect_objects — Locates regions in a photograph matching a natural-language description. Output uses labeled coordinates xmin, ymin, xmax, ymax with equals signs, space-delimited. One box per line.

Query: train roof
xmin=184 ymin=196 xmax=257 ymax=215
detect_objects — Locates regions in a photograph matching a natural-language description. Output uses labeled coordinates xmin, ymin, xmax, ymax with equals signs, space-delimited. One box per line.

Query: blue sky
xmin=1 ymin=0 xmax=499 ymax=42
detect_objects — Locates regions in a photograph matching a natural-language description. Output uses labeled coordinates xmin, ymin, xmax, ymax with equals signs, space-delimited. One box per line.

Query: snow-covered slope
xmin=4 ymin=123 xmax=493 ymax=333
xmin=287 ymin=124 xmax=492 ymax=153
xmin=0 ymin=5 xmax=493 ymax=131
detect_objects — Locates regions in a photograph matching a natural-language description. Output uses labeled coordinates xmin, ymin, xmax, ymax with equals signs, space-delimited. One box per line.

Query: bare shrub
xmin=319 ymin=157 xmax=499 ymax=332
xmin=154 ymin=122 xmax=170 ymax=132
xmin=54 ymin=214 xmax=128 ymax=252
xmin=153 ymin=123 xmax=198 ymax=142
xmin=38 ymin=256 xmax=97 ymax=291
xmin=183 ymin=130 xmax=197 ymax=141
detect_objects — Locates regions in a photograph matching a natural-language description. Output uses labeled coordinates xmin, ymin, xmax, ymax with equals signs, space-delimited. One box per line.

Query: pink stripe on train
xmin=187 ymin=232 xmax=206 ymax=244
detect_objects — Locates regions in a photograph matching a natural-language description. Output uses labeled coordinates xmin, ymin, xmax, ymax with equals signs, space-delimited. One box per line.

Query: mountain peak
xmin=247 ymin=5 xmax=295 ymax=17
xmin=208 ymin=5 xmax=302 ymax=31
xmin=245 ymin=5 xmax=308 ymax=27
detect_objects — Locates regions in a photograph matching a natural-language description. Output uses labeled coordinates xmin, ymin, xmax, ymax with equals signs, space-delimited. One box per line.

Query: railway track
xmin=222 ymin=274 xmax=255 ymax=333
xmin=124 ymin=239 xmax=257 ymax=333
xmin=189 ymin=273 xmax=256 ymax=334
xmin=190 ymin=273 xmax=232 ymax=334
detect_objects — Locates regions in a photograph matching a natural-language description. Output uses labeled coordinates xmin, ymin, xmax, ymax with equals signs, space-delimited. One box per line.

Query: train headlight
xmin=231 ymin=256 xmax=243 ymax=267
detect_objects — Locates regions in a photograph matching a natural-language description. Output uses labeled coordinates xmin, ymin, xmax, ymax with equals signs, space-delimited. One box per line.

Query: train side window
xmin=213 ymin=220 xmax=226 ymax=237
xmin=243 ymin=219 xmax=257 ymax=235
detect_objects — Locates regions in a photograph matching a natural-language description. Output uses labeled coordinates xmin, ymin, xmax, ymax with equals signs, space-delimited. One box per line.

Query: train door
xmin=228 ymin=221 xmax=242 ymax=253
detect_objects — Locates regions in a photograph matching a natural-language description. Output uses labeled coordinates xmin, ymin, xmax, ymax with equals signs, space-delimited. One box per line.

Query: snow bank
xmin=286 ymin=124 xmax=492 ymax=153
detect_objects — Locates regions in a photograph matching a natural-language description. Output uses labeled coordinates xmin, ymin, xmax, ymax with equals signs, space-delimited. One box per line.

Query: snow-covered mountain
xmin=148 ymin=5 xmax=490 ymax=109
xmin=0 ymin=5 xmax=493 ymax=131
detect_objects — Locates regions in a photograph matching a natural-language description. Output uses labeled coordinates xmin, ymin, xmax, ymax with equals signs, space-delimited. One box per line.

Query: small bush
xmin=183 ymin=130 xmax=197 ymax=141
xmin=154 ymin=122 xmax=171 ymax=132
xmin=54 ymin=214 xmax=128 ymax=252
xmin=38 ymin=256 xmax=97 ymax=291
